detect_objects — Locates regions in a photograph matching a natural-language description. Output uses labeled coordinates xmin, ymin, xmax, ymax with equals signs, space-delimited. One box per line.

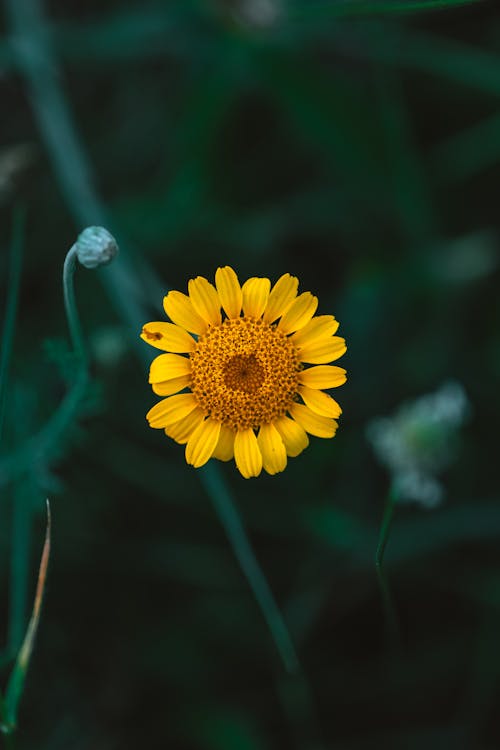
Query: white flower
xmin=366 ymin=381 xmax=469 ymax=508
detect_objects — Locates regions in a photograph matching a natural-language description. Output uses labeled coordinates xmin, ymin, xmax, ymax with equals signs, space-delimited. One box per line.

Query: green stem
xmin=276 ymin=669 xmax=325 ymax=750
xmin=0 ymin=206 xmax=25 ymax=444
xmin=375 ymin=484 xmax=397 ymax=569
xmin=375 ymin=484 xmax=401 ymax=646
xmin=201 ymin=464 xmax=299 ymax=675
xmin=63 ymin=245 xmax=87 ymax=367
xmin=5 ymin=501 xmax=51 ymax=730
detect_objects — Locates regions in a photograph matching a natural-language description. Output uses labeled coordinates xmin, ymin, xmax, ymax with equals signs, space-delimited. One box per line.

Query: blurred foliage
xmin=1 ymin=0 xmax=500 ymax=748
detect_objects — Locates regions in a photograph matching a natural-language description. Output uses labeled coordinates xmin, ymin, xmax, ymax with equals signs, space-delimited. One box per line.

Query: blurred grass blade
xmin=4 ymin=500 xmax=51 ymax=730
xmin=8 ymin=484 xmax=33 ymax=659
xmin=290 ymin=0 xmax=483 ymax=18
xmin=201 ymin=464 xmax=299 ymax=675
xmin=368 ymin=26 xmax=500 ymax=96
xmin=257 ymin=51 xmax=384 ymax=188
xmin=372 ymin=67 xmax=436 ymax=245
xmin=375 ymin=485 xmax=401 ymax=647
xmin=432 ymin=111 xmax=500 ymax=184
xmin=0 ymin=693 xmax=9 ymax=734
xmin=114 ymin=57 xmax=238 ymax=245
xmin=0 ymin=368 xmax=88 ymax=488
xmin=0 ymin=206 xmax=25 ymax=444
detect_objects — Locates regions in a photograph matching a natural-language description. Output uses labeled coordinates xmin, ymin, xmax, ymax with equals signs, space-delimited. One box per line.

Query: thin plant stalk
xmin=276 ymin=669 xmax=325 ymax=750
xmin=375 ymin=483 xmax=402 ymax=646
xmin=201 ymin=463 xmax=299 ymax=675
xmin=0 ymin=207 xmax=26 ymax=661
xmin=0 ymin=206 xmax=25 ymax=444
xmin=8 ymin=484 xmax=32 ymax=659
xmin=63 ymin=244 xmax=88 ymax=368
xmin=4 ymin=501 xmax=51 ymax=731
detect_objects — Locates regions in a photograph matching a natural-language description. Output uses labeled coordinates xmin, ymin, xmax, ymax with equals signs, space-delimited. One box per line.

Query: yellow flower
xmin=141 ymin=267 xmax=347 ymax=478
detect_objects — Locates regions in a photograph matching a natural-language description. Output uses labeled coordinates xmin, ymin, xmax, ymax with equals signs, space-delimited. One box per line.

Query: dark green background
xmin=1 ymin=0 xmax=499 ymax=748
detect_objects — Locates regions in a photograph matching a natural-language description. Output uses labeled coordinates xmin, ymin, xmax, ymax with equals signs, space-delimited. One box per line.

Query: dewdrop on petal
xmin=75 ymin=226 xmax=119 ymax=269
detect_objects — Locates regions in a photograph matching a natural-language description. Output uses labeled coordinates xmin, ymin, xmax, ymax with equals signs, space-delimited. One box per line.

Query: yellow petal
xmin=258 ymin=423 xmax=287 ymax=475
xmin=212 ymin=425 xmax=236 ymax=461
xmin=164 ymin=407 xmax=205 ymax=444
xmin=242 ymin=277 xmax=271 ymax=318
xmin=298 ymin=365 xmax=347 ymax=389
xmin=277 ymin=292 xmax=318 ymax=334
xmin=185 ymin=418 xmax=221 ymax=468
xmin=215 ymin=266 xmax=242 ymax=320
xmin=146 ymin=393 xmax=198 ymax=428
xmin=141 ymin=322 xmax=195 ymax=353
xmin=163 ymin=291 xmax=207 ymax=335
xmin=289 ymin=403 xmax=338 ymax=438
xmin=298 ymin=336 xmax=347 ymax=364
xmin=290 ymin=315 xmax=339 ymax=348
xmin=149 ymin=353 xmax=191 ymax=383
xmin=234 ymin=429 xmax=263 ymax=478
xmin=263 ymin=273 xmax=299 ymax=323
xmin=152 ymin=375 xmax=191 ymax=396
xmin=274 ymin=415 xmax=309 ymax=457
xmin=188 ymin=276 xmax=221 ymax=326
xmin=298 ymin=385 xmax=342 ymax=418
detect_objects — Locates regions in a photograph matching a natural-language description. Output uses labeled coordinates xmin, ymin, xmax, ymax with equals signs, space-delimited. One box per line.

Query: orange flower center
xmin=190 ymin=317 xmax=302 ymax=430
xmin=223 ymin=353 xmax=265 ymax=393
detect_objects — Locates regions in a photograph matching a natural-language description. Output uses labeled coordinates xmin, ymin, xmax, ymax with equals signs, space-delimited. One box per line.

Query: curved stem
xmin=62 ymin=245 xmax=87 ymax=367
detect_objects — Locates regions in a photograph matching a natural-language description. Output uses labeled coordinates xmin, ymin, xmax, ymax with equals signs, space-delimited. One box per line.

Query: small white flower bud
xmin=75 ymin=226 xmax=119 ymax=269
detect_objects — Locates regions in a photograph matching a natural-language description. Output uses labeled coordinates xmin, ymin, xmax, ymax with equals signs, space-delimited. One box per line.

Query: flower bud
xmin=75 ymin=226 xmax=119 ymax=269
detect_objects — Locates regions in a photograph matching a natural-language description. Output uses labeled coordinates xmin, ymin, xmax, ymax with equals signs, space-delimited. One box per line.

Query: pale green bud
xmin=75 ymin=226 xmax=119 ymax=269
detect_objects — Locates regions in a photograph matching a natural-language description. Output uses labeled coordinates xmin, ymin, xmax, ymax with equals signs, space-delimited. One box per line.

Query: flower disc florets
xmin=191 ymin=317 xmax=302 ymax=431
xmin=141 ymin=266 xmax=347 ymax=478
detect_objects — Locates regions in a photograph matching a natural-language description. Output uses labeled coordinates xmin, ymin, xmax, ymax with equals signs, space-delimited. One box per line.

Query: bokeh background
xmin=1 ymin=0 xmax=500 ymax=748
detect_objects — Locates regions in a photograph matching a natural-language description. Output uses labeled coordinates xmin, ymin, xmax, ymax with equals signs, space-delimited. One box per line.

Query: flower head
xmin=141 ymin=267 xmax=347 ymax=478
xmin=366 ymin=381 xmax=469 ymax=508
